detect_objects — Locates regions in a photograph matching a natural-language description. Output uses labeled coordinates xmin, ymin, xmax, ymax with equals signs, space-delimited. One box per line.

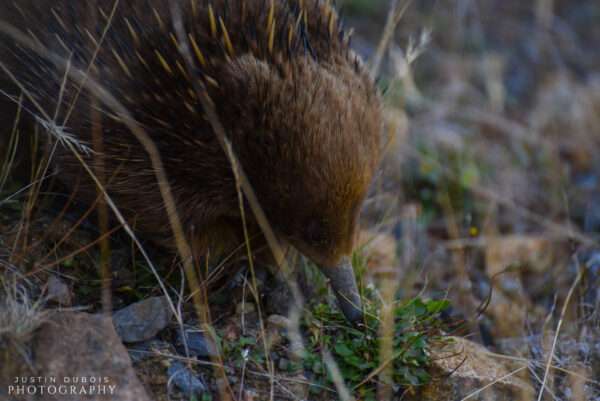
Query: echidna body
xmin=0 ymin=0 xmax=382 ymax=321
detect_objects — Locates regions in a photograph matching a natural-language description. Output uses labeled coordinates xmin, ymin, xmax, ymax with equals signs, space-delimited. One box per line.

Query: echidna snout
xmin=320 ymin=258 xmax=363 ymax=323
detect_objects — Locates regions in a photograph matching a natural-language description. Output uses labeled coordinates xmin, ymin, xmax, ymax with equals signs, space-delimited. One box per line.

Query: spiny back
xmin=0 ymin=0 xmax=361 ymax=116
xmin=0 ymin=0 xmax=382 ymax=270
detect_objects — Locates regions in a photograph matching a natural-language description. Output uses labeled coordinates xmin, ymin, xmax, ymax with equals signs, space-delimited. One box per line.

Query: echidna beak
xmin=320 ymin=257 xmax=363 ymax=324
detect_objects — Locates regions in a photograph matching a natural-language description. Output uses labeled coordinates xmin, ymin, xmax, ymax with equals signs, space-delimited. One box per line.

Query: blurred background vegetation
xmin=343 ymin=0 xmax=600 ymax=398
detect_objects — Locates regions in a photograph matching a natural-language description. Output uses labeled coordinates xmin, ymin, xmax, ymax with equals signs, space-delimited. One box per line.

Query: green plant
xmin=217 ymin=254 xmax=451 ymax=400
xmin=302 ymin=297 xmax=450 ymax=400
xmin=221 ymin=334 xmax=265 ymax=368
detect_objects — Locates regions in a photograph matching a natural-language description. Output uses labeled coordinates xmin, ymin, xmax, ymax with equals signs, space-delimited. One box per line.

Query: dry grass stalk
xmin=536 ymin=264 xmax=583 ymax=401
xmin=370 ymin=0 xmax=412 ymax=79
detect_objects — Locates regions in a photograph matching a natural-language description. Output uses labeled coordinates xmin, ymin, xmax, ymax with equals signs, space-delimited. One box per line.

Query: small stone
xmin=223 ymin=321 xmax=240 ymax=342
xmin=46 ymin=275 xmax=72 ymax=306
xmin=243 ymin=389 xmax=259 ymax=401
xmin=176 ymin=328 xmax=218 ymax=358
xmin=113 ymin=296 xmax=173 ymax=343
xmin=584 ymin=194 xmax=600 ymax=233
xmin=265 ymin=315 xmax=289 ymax=349
xmin=286 ymin=373 xmax=309 ymax=399
xmin=167 ymin=361 xmax=206 ymax=397
xmin=266 ymin=314 xmax=290 ymax=329
xmin=266 ymin=327 xmax=283 ymax=349
xmin=278 ymin=358 xmax=289 ymax=371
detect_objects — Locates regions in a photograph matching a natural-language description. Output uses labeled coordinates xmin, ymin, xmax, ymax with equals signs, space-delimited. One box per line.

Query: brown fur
xmin=0 ymin=0 xmax=382 ymax=273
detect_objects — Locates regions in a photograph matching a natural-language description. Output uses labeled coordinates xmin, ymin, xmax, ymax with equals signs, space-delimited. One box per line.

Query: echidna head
xmin=221 ymin=55 xmax=382 ymax=322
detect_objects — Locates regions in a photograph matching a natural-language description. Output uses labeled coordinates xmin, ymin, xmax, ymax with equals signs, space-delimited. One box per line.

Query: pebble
xmin=46 ymin=275 xmax=72 ymax=306
xmin=113 ymin=296 xmax=173 ymax=343
xmin=167 ymin=361 xmax=206 ymax=397
xmin=176 ymin=328 xmax=218 ymax=359
xmin=266 ymin=314 xmax=290 ymax=329
xmin=242 ymin=389 xmax=259 ymax=401
xmin=278 ymin=358 xmax=289 ymax=371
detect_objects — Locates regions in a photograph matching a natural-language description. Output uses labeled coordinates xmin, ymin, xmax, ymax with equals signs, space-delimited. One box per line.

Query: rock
xmin=175 ymin=328 xmax=218 ymax=359
xmin=485 ymin=235 xmax=558 ymax=276
xmin=406 ymin=337 xmax=534 ymax=401
xmin=242 ymin=389 xmax=259 ymax=401
xmin=583 ymin=192 xmax=600 ymax=233
xmin=113 ymin=296 xmax=172 ymax=343
xmin=20 ymin=312 xmax=151 ymax=401
xmin=222 ymin=320 xmax=240 ymax=342
xmin=580 ymin=250 xmax=600 ymax=315
xmin=46 ymin=275 xmax=72 ymax=306
xmin=285 ymin=373 xmax=309 ymax=400
xmin=167 ymin=361 xmax=207 ymax=397
xmin=486 ymin=290 xmax=529 ymax=341
xmin=484 ymin=235 xmax=564 ymax=338
xmin=264 ymin=274 xmax=294 ymax=316
xmin=278 ymin=358 xmax=289 ymax=371
xmin=265 ymin=315 xmax=289 ymax=349
xmin=266 ymin=314 xmax=290 ymax=329
xmin=266 ymin=326 xmax=283 ymax=350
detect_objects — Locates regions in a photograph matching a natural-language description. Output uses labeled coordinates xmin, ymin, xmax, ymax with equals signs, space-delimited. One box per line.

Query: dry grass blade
xmin=0 ymin=172 xmax=56 ymax=208
xmin=0 ymin=276 xmax=48 ymax=341
xmin=0 ymin=95 xmax=22 ymax=192
xmin=61 ymin=0 xmax=121 ymax=127
xmin=377 ymin=269 xmax=399 ymax=399
xmin=323 ymin=350 xmax=356 ymax=401
xmin=529 ymin=365 xmax=561 ymax=401
xmin=0 ymin=20 xmax=191 ymax=332
xmin=536 ymin=263 xmax=584 ymax=401
xmin=169 ymin=6 xmax=298 ymax=399
xmin=459 ymin=366 xmax=529 ymax=401
xmin=370 ymin=0 xmax=412 ymax=78
xmin=0 ymin=14 xmax=239 ymax=399
xmin=483 ymin=350 xmax=600 ymax=387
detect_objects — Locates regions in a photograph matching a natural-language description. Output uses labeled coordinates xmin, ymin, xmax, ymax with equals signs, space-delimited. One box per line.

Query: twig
xmin=536 ymin=263 xmax=583 ymax=401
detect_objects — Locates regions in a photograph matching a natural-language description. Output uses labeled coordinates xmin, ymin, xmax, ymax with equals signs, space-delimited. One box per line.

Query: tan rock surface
xmin=13 ymin=312 xmax=154 ymax=401
xmin=406 ymin=337 xmax=534 ymax=401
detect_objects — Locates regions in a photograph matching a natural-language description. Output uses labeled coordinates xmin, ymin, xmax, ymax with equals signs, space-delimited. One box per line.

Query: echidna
xmin=0 ymin=0 xmax=382 ymax=322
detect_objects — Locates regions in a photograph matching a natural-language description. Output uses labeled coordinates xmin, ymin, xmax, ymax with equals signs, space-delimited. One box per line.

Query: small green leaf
xmin=334 ymin=343 xmax=354 ymax=357
xmin=426 ymin=299 xmax=451 ymax=314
